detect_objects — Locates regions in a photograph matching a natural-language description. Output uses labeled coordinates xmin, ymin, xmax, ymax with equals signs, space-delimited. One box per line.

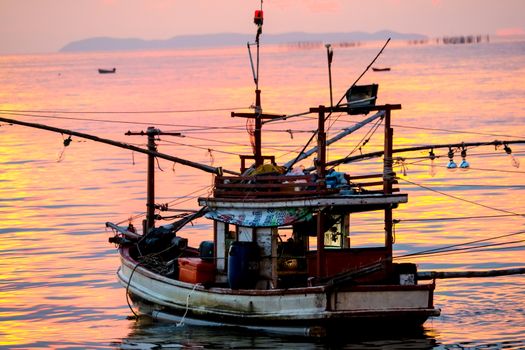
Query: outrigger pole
xmin=0 ymin=116 xmax=240 ymax=175
xmin=321 ymin=139 xmax=525 ymax=169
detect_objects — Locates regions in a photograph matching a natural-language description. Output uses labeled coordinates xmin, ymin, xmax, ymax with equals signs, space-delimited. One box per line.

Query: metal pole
xmin=255 ymin=89 xmax=262 ymax=167
xmin=317 ymin=106 xmax=326 ymax=181
xmin=146 ymin=127 xmax=157 ymax=231
xmin=316 ymin=209 xmax=325 ymax=279
xmin=0 ymin=116 xmax=231 ymax=175
xmin=383 ymin=109 xmax=394 ymax=259
xmin=325 ymin=44 xmax=334 ymax=109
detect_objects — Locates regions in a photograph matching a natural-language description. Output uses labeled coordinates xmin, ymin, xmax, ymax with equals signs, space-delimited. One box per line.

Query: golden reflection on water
xmin=0 ymin=42 xmax=524 ymax=347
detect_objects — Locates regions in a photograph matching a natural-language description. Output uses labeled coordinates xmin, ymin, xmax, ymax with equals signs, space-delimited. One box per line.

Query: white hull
xmin=118 ymin=247 xmax=440 ymax=336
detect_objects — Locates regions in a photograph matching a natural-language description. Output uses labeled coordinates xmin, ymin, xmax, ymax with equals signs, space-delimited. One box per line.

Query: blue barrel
xmin=228 ymin=241 xmax=260 ymax=289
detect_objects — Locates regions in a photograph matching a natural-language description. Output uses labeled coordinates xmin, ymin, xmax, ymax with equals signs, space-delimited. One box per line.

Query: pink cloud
xmin=271 ymin=0 xmax=340 ymax=12
xmin=496 ymin=27 xmax=525 ymax=36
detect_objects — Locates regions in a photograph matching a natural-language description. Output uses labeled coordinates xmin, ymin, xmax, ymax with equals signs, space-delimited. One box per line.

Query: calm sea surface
xmin=1 ymin=39 xmax=524 ymax=349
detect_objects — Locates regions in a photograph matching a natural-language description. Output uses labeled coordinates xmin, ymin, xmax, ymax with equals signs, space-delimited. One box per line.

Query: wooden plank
xmin=214 ymin=189 xmax=338 ymax=198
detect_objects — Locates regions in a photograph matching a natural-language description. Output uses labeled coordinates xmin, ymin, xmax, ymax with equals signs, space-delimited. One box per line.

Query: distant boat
xmin=98 ymin=68 xmax=116 ymax=74
xmin=372 ymin=67 xmax=391 ymax=72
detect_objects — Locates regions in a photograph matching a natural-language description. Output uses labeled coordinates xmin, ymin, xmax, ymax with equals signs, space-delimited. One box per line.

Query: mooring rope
xmin=176 ymin=283 xmax=198 ymax=327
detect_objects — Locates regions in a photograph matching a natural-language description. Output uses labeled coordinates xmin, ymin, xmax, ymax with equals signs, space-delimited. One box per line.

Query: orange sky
xmin=0 ymin=0 xmax=524 ymax=54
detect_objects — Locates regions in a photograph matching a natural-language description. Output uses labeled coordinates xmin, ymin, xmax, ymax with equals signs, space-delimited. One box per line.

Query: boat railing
xmin=347 ymin=173 xmax=399 ymax=194
xmin=213 ymin=173 xmax=399 ymax=198
xmin=213 ymin=174 xmax=338 ymax=198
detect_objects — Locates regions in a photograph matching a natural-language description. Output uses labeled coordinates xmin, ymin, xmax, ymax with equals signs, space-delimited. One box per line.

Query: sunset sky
xmin=1 ymin=0 xmax=524 ymax=54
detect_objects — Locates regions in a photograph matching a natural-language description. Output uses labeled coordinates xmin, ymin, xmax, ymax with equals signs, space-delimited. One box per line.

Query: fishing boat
xmin=104 ymin=8 xmax=441 ymax=337
xmin=0 ymin=5 xmax=522 ymax=340
xmin=98 ymin=68 xmax=116 ymax=74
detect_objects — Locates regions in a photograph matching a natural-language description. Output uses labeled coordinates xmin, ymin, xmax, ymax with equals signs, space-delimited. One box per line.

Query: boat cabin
xmin=195 ymin=103 xmax=410 ymax=290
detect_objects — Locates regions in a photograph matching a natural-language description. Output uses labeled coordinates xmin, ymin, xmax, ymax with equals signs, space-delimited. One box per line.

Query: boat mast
xmin=232 ymin=2 xmax=284 ymax=171
xmin=126 ymin=127 xmax=182 ymax=232
xmin=316 ymin=106 xmax=327 ymax=278
xmin=383 ymin=108 xmax=394 ymax=259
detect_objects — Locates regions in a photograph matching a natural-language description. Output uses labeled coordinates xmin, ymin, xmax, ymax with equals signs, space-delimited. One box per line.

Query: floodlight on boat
xmin=345 ymin=84 xmax=379 ymax=115
xmin=446 ymin=147 xmax=457 ymax=170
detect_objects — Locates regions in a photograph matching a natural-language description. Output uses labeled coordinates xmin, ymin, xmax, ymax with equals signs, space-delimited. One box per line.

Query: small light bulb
xmin=459 ymin=159 xmax=470 ymax=169
xmin=504 ymin=144 xmax=520 ymax=168
xmin=429 ymin=149 xmax=437 ymax=177
xmin=459 ymin=146 xmax=469 ymax=170
xmin=446 ymin=147 xmax=457 ymax=171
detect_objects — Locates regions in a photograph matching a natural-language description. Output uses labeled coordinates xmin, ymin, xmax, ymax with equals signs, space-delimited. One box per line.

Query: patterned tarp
xmin=205 ymin=207 xmax=313 ymax=227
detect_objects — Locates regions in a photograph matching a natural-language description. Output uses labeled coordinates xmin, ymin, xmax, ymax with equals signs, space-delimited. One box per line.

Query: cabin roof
xmin=198 ymin=193 xmax=407 ymax=210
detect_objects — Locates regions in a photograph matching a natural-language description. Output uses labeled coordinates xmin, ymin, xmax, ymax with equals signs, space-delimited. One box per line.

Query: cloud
xmin=271 ymin=0 xmax=340 ymax=12
xmin=496 ymin=27 xmax=525 ymax=36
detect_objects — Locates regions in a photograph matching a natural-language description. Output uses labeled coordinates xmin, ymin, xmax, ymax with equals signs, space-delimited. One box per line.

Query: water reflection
xmin=0 ymin=41 xmax=524 ymax=348
xmin=117 ymin=318 xmax=438 ymax=349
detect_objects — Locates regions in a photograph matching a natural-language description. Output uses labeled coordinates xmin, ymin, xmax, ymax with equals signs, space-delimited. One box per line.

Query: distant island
xmin=60 ymin=31 xmax=426 ymax=52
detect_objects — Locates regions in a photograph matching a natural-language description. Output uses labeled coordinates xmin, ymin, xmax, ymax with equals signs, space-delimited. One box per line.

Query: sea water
xmin=0 ymin=39 xmax=524 ymax=349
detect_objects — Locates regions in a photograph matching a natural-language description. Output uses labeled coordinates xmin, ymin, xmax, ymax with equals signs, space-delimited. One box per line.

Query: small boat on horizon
xmin=98 ymin=68 xmax=116 ymax=74
xmin=372 ymin=67 xmax=391 ymax=72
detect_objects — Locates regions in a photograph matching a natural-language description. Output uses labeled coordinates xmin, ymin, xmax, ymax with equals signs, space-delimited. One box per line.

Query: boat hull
xmin=117 ymin=247 xmax=440 ymax=336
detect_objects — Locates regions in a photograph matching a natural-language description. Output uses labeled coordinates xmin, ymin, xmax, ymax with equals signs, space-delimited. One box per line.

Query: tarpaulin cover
xmin=205 ymin=207 xmax=313 ymax=227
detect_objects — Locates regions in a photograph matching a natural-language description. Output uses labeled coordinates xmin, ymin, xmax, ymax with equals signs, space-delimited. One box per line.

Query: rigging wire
xmin=394 ymin=229 xmax=525 ymax=260
xmin=328 ymin=116 xmax=384 ymax=171
xmin=392 ymin=123 xmax=525 ymax=140
xmin=397 ymin=177 xmax=524 ymax=217
xmin=396 ymin=213 xmax=524 ymax=223
xmin=396 ymin=161 xmax=525 ymax=174
xmin=286 ymin=38 xmax=391 ymax=171
xmin=1 ymin=111 xmax=251 ymax=133
xmin=159 ymin=139 xmax=241 ymax=156
xmin=395 ymin=242 xmax=525 ymax=260
xmin=180 ymin=134 xmax=300 ymax=154
xmin=0 ymin=107 xmax=250 ymax=114
xmin=116 ymin=184 xmax=212 ymax=225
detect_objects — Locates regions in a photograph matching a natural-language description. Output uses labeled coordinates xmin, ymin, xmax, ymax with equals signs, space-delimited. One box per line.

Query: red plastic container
xmin=178 ymin=257 xmax=215 ymax=284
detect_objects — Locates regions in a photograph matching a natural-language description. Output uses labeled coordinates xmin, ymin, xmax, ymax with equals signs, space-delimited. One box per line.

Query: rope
xmin=125 ymin=262 xmax=142 ymax=319
xmin=176 ymin=283 xmax=198 ymax=327
xmin=383 ymin=157 xmax=395 ymax=181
